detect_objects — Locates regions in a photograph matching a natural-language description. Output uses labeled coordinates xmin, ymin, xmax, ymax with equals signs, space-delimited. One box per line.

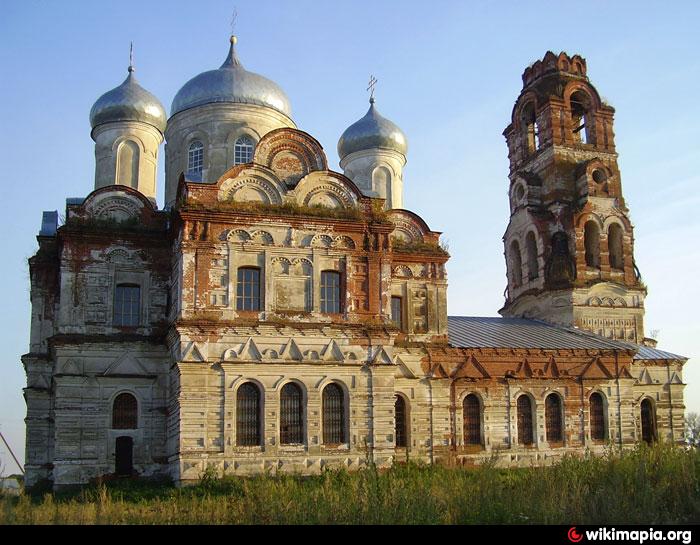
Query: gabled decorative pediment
xmin=321 ymin=340 xmax=345 ymax=362
xmin=582 ymin=358 xmax=613 ymax=379
xmin=238 ymin=338 xmax=262 ymax=362
xmin=453 ymin=356 xmax=490 ymax=379
xmin=279 ymin=338 xmax=303 ymax=361
xmin=30 ymin=373 xmax=51 ymax=390
xmin=394 ymin=355 xmax=417 ymax=379
xmin=516 ymin=359 xmax=534 ymax=378
xmin=637 ymin=367 xmax=654 ymax=385
xmin=669 ymin=372 xmax=683 ymax=385
xmin=619 ymin=366 xmax=634 ymax=380
xmin=430 ymin=363 xmax=449 ymax=379
xmin=544 ymin=357 xmax=560 ymax=378
xmin=371 ymin=346 xmax=393 ymax=365
xmin=61 ymin=358 xmax=83 ymax=375
xmin=180 ymin=342 xmax=207 ymax=363
xmin=103 ymin=352 xmax=150 ymax=375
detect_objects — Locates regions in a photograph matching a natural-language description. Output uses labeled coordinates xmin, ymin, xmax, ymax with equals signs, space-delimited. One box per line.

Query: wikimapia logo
xmin=567 ymin=527 xmax=692 ymax=544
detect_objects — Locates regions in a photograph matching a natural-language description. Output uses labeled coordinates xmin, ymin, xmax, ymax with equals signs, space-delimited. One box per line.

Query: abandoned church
xmin=22 ymin=40 xmax=687 ymax=488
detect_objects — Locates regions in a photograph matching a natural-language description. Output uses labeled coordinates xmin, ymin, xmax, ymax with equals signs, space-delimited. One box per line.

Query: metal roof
xmin=171 ymin=37 xmax=291 ymax=118
xmin=447 ymin=316 xmax=686 ymax=360
xmin=628 ymin=345 xmax=686 ymax=361
xmin=337 ymin=98 xmax=407 ymax=160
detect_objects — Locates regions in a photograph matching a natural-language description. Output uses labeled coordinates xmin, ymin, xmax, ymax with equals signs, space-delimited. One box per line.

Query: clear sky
xmin=1 ymin=0 xmax=698 ymax=475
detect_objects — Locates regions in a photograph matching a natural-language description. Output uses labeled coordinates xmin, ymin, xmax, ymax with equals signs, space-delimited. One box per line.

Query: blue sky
xmin=1 ymin=0 xmax=698 ymax=473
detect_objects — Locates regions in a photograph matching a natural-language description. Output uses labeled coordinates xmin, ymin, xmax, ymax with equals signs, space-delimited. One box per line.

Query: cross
xmin=367 ymin=75 xmax=378 ymax=101
xmin=230 ymin=8 xmax=238 ymax=36
xmin=128 ymin=41 xmax=134 ymax=72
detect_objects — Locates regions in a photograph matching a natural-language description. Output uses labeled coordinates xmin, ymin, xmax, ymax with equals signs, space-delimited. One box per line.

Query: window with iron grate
xmin=395 ymin=395 xmax=407 ymax=447
xmin=545 ymin=394 xmax=563 ymax=443
xmin=280 ymin=383 xmax=303 ymax=444
xmin=322 ymin=383 xmax=345 ymax=445
xmin=590 ymin=392 xmax=606 ymax=440
xmin=517 ymin=395 xmax=534 ymax=445
xmin=463 ymin=394 xmax=482 ymax=445
xmin=236 ymin=383 xmax=261 ymax=446
xmin=112 ymin=393 xmax=137 ymax=429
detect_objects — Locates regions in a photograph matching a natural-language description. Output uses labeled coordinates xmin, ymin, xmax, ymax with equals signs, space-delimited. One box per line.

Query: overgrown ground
xmin=2 ymin=443 xmax=698 ymax=525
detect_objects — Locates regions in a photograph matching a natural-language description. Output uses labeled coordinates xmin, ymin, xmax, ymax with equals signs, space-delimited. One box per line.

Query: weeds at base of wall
xmin=3 ymin=442 xmax=698 ymax=524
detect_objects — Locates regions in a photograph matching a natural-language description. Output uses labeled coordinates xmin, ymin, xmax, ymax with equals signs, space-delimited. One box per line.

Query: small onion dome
xmin=89 ymin=66 xmax=167 ymax=135
xmin=337 ymin=97 xmax=407 ymax=160
xmin=171 ymin=36 xmax=292 ymax=118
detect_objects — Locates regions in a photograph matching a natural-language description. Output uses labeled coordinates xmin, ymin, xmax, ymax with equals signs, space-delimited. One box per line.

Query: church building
xmin=22 ymin=40 xmax=687 ymax=488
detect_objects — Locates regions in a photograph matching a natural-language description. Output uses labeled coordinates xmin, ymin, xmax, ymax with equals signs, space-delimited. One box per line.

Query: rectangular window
xmin=236 ymin=267 xmax=261 ymax=311
xmin=391 ymin=296 xmax=403 ymax=330
xmin=114 ymin=284 xmax=140 ymax=326
xmin=320 ymin=271 xmax=341 ymax=313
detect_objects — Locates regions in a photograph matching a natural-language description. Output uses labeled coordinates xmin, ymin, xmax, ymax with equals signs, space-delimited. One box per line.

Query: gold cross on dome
xmin=367 ymin=75 xmax=378 ymax=100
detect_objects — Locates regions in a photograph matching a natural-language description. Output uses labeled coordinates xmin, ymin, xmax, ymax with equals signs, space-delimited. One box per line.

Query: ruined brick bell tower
xmin=500 ymin=51 xmax=647 ymax=343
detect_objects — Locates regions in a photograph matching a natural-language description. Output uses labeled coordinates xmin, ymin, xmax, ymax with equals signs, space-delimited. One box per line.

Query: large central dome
xmin=171 ymin=37 xmax=292 ymax=118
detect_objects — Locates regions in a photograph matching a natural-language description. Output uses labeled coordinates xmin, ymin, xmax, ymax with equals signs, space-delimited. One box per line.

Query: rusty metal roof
xmin=447 ymin=316 xmax=685 ymax=360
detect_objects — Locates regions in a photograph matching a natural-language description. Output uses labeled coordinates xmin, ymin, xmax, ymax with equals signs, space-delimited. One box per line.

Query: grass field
xmin=2 ymin=443 xmax=698 ymax=525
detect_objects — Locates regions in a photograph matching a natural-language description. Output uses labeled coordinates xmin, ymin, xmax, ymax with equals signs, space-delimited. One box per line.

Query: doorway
xmin=115 ymin=436 xmax=133 ymax=476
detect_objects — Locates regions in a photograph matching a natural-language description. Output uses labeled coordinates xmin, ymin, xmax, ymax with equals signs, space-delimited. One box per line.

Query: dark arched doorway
xmin=115 ymin=436 xmax=134 ymax=476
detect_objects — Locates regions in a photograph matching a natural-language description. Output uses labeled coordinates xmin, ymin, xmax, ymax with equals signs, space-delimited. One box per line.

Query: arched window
xmin=372 ymin=166 xmax=392 ymax=205
xmin=640 ymin=399 xmax=656 ymax=444
xmin=395 ymin=395 xmax=408 ymax=448
xmin=236 ymin=267 xmax=261 ymax=311
xmin=114 ymin=284 xmax=140 ymax=326
xmin=584 ymin=221 xmax=601 ymax=268
xmin=545 ymin=394 xmax=563 ymax=443
xmin=608 ymin=224 xmax=624 ymax=270
xmin=116 ymin=140 xmax=139 ymax=188
xmin=521 ymin=102 xmax=540 ymax=153
xmin=280 ymin=383 xmax=303 ymax=444
xmin=517 ymin=395 xmax=534 ymax=445
xmin=590 ymin=392 xmax=606 ymax=441
xmin=234 ymin=136 xmax=254 ymax=165
xmin=510 ymin=240 xmax=523 ymax=288
xmin=112 ymin=393 xmax=137 ymax=429
xmin=322 ymin=383 xmax=345 ymax=445
xmin=570 ymin=91 xmax=591 ymax=144
xmin=526 ymin=232 xmax=539 ymax=280
xmin=236 ymin=382 xmax=261 ymax=446
xmin=463 ymin=394 xmax=482 ymax=446
xmin=320 ymin=271 xmax=341 ymax=313
xmin=187 ymin=140 xmax=204 ymax=175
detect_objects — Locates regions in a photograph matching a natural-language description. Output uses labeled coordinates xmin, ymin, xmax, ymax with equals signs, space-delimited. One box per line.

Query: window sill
xmin=279 ymin=444 xmax=307 ymax=453
xmin=321 ymin=443 xmax=350 ymax=452
xmin=460 ymin=444 xmax=485 ymax=453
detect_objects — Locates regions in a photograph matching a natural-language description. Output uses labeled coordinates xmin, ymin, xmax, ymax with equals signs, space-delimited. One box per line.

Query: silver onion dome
xmin=89 ymin=66 xmax=167 ymax=134
xmin=171 ymin=36 xmax=292 ymax=118
xmin=337 ymin=97 xmax=407 ymax=160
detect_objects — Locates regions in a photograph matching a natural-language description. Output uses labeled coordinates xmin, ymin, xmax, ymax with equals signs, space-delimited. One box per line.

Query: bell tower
xmin=499 ymin=51 xmax=647 ymax=343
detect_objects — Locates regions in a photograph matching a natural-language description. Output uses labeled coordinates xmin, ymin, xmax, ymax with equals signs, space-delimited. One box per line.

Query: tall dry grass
xmin=2 ymin=442 xmax=698 ymax=524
